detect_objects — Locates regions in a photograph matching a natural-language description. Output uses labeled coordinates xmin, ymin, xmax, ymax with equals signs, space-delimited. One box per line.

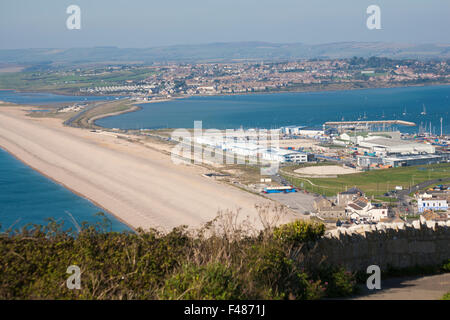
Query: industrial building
xmin=196 ymin=135 xmax=310 ymax=164
xmin=357 ymin=137 xmax=435 ymax=155
xmin=383 ymin=154 xmax=447 ymax=167
xmin=356 ymin=155 xmax=384 ymax=167
xmin=323 ymin=120 xmax=416 ymax=133
xmin=281 ymin=126 xmax=324 ymax=137
xmin=260 ymin=148 xmax=309 ymax=163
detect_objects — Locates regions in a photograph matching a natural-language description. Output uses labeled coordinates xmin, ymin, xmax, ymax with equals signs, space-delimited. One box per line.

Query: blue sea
xmin=0 ymin=91 xmax=130 ymax=232
xmin=0 ymin=148 xmax=130 ymax=232
xmin=96 ymin=85 xmax=450 ymax=134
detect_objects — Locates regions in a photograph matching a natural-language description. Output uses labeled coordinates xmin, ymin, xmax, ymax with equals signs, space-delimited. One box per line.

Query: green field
xmin=0 ymin=68 xmax=156 ymax=93
xmin=283 ymin=163 xmax=450 ymax=197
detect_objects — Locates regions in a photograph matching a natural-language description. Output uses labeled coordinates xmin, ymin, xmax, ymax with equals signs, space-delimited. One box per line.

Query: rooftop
xmin=340 ymin=187 xmax=364 ymax=195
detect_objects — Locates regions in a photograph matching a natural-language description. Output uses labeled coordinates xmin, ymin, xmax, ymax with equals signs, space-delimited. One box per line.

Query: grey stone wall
xmin=302 ymin=218 xmax=450 ymax=272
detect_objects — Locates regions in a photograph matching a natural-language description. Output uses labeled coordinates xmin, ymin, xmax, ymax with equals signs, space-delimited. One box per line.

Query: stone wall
xmin=302 ymin=217 xmax=450 ymax=272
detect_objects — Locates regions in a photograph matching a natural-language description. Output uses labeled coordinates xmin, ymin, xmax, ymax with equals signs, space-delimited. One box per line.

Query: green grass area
xmin=69 ymin=100 xmax=135 ymax=129
xmin=0 ymin=68 xmax=156 ymax=93
xmin=283 ymin=163 xmax=450 ymax=197
xmin=373 ymin=196 xmax=398 ymax=203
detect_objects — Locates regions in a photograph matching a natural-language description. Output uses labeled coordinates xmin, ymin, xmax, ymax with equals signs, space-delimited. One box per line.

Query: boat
xmin=402 ymin=107 xmax=407 ymax=116
xmin=421 ymin=104 xmax=426 ymax=115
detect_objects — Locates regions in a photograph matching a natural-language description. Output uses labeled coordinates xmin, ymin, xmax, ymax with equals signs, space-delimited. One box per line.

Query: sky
xmin=0 ymin=0 xmax=449 ymax=49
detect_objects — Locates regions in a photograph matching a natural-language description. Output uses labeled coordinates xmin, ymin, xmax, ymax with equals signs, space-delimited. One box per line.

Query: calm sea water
xmin=96 ymin=85 xmax=450 ymax=134
xmin=0 ymin=148 xmax=130 ymax=232
xmin=0 ymin=90 xmax=119 ymax=105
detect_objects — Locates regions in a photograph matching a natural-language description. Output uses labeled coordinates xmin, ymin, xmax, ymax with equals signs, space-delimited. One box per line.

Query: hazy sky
xmin=0 ymin=0 xmax=449 ymax=49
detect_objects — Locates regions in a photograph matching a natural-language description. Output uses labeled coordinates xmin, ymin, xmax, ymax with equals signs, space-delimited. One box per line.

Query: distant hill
xmin=1 ymin=42 xmax=449 ymax=66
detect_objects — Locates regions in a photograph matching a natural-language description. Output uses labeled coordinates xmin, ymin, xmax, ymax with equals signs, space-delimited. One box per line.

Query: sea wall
xmin=302 ymin=217 xmax=450 ymax=272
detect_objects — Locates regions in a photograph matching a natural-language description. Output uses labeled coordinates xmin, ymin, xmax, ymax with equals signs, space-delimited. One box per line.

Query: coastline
xmin=90 ymin=83 xmax=450 ymax=132
xmin=0 ymin=104 xmax=275 ymax=231
xmin=188 ymin=81 xmax=450 ymax=100
xmin=3 ymin=83 xmax=450 ymax=131
xmin=3 ymin=80 xmax=450 ymax=98
xmin=90 ymin=105 xmax=141 ymax=126
xmin=0 ymin=143 xmax=135 ymax=231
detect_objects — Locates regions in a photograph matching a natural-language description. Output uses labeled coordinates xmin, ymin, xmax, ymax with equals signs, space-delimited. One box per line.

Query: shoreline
xmin=2 ymin=81 xmax=449 ymax=101
xmin=0 ymin=144 xmax=135 ymax=232
xmin=90 ymin=104 xmax=141 ymax=127
xmin=89 ymin=83 xmax=450 ymax=132
xmin=0 ymin=104 xmax=274 ymax=231
xmin=3 ymin=83 xmax=450 ymax=131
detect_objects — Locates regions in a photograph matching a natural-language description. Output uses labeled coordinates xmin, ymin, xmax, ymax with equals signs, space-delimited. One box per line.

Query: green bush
xmin=441 ymin=259 xmax=450 ymax=272
xmin=0 ymin=218 xmax=360 ymax=300
xmin=246 ymin=242 xmax=326 ymax=300
xmin=273 ymin=220 xmax=325 ymax=245
xmin=159 ymin=263 xmax=242 ymax=300
xmin=312 ymin=266 xmax=358 ymax=298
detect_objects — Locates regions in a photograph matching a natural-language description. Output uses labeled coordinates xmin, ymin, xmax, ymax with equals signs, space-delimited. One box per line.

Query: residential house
xmin=337 ymin=187 xmax=364 ymax=206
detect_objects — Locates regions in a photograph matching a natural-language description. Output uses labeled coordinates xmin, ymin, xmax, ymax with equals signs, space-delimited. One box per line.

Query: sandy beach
xmin=0 ymin=104 xmax=287 ymax=231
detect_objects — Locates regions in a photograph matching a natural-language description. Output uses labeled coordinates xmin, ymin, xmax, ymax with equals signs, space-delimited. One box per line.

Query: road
xmin=396 ymin=177 xmax=450 ymax=214
xmin=353 ymin=273 xmax=450 ymax=300
xmin=268 ymin=173 xmax=316 ymax=215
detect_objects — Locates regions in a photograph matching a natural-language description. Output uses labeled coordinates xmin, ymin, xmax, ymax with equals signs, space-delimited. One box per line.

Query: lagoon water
xmin=96 ymin=85 xmax=450 ymax=134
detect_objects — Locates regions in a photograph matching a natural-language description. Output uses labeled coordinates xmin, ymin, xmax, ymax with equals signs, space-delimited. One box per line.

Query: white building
xmin=299 ymin=129 xmax=324 ymax=137
xmin=368 ymin=208 xmax=389 ymax=222
xmin=281 ymin=126 xmax=303 ymax=135
xmin=346 ymin=198 xmax=372 ymax=218
xmin=260 ymin=148 xmax=308 ymax=163
xmin=281 ymin=126 xmax=324 ymax=137
xmin=196 ymin=135 xmax=309 ymax=163
xmin=418 ymin=198 xmax=448 ymax=212
xmin=358 ymin=137 xmax=435 ymax=155
xmin=345 ymin=197 xmax=388 ymax=221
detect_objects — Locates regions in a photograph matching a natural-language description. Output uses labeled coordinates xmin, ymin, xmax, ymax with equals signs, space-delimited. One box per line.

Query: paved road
xmin=352 ymin=273 xmax=450 ymax=300
xmin=266 ymin=192 xmax=316 ymax=214
xmin=397 ymin=177 xmax=450 ymax=198
xmin=394 ymin=177 xmax=450 ymax=214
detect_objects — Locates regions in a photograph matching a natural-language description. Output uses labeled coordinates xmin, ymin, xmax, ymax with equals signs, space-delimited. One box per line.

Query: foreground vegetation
xmin=1 ymin=209 xmax=449 ymax=300
xmin=283 ymin=163 xmax=450 ymax=197
xmin=0 ymin=210 xmax=362 ymax=300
